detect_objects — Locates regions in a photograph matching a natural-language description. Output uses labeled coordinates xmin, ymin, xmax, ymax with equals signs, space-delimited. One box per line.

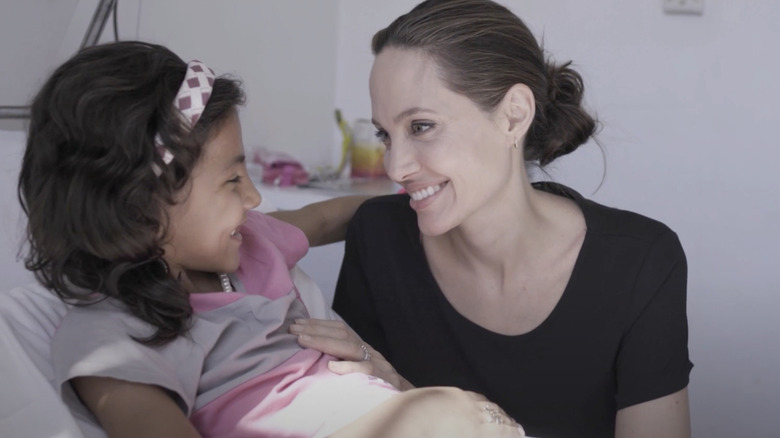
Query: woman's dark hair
xmin=372 ymin=0 xmax=597 ymax=165
xmin=18 ymin=41 xmax=245 ymax=345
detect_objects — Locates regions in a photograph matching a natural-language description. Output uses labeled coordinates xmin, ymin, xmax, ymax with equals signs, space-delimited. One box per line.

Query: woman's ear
xmin=500 ymin=83 xmax=535 ymax=142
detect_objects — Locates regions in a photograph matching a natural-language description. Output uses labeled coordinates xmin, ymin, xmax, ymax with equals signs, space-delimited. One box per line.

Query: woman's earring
xmin=513 ymin=140 xmax=519 ymax=149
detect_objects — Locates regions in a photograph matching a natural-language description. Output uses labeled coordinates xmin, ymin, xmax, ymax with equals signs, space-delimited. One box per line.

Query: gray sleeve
xmin=51 ymin=301 xmax=198 ymax=416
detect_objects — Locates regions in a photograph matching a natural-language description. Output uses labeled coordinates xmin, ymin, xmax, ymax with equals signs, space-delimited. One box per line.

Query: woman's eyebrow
xmin=393 ymin=107 xmax=436 ymax=123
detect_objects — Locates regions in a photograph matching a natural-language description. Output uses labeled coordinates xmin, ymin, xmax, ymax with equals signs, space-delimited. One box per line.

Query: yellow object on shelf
xmin=350 ymin=118 xmax=386 ymax=179
xmin=334 ymin=109 xmax=352 ymax=177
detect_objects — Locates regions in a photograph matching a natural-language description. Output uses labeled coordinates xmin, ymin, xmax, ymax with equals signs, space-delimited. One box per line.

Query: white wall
xmin=127 ymin=0 xmax=340 ymax=168
xmin=1 ymin=0 xmax=340 ymax=162
xmin=334 ymin=1 xmax=780 ymax=436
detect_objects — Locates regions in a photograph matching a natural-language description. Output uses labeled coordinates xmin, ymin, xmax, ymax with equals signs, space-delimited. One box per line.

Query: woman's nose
xmin=384 ymin=141 xmax=419 ymax=183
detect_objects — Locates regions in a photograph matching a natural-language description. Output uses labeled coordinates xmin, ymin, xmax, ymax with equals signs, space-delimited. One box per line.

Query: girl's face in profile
xmin=161 ymin=111 xmax=261 ymax=283
xmin=369 ymin=47 xmax=518 ymax=236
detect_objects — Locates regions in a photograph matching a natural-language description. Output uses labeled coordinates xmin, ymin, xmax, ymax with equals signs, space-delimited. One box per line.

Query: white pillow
xmin=0 ymin=283 xmax=101 ymax=437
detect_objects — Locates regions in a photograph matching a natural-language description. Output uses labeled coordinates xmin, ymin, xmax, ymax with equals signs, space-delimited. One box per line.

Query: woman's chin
xmin=417 ymin=219 xmax=455 ymax=238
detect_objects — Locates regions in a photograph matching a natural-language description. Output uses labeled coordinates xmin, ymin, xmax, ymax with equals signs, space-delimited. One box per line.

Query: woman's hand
xmin=290 ymin=318 xmax=414 ymax=390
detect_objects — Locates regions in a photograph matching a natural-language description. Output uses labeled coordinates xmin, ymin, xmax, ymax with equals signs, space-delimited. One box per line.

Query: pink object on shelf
xmin=253 ymin=148 xmax=309 ymax=187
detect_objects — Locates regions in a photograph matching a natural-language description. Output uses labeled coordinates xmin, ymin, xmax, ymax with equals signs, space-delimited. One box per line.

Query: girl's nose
xmin=244 ymin=179 xmax=262 ymax=211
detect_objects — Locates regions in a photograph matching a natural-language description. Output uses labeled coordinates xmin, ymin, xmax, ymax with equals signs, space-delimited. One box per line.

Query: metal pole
xmin=0 ymin=106 xmax=31 ymax=119
xmin=80 ymin=0 xmax=118 ymax=50
xmin=0 ymin=0 xmax=118 ymax=119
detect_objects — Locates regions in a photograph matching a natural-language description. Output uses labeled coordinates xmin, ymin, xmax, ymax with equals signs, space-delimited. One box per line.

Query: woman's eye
xmin=375 ymin=129 xmax=389 ymax=144
xmin=411 ymin=122 xmax=433 ymax=135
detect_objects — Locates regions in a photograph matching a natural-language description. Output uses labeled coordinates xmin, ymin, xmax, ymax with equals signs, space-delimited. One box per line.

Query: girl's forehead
xmin=198 ymin=114 xmax=244 ymax=170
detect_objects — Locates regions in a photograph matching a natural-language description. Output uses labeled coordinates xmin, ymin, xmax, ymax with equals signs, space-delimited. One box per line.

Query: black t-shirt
xmin=333 ymin=182 xmax=692 ymax=438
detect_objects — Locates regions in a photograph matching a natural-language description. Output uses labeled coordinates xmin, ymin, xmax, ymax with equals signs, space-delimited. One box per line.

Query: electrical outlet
xmin=663 ymin=0 xmax=705 ymax=15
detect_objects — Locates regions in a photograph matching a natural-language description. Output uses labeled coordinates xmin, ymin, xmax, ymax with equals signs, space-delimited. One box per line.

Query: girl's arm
xmin=71 ymin=376 xmax=200 ymax=438
xmin=615 ymin=387 xmax=691 ymax=438
xmin=268 ymin=195 xmax=373 ymax=247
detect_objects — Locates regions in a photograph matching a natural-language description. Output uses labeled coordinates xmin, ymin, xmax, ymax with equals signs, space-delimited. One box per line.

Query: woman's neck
xmin=428 ymin=183 xmax=539 ymax=265
xmin=423 ymin=182 xmax=582 ymax=276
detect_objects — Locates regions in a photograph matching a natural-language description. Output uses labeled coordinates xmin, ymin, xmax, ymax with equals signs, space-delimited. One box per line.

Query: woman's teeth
xmin=409 ymin=183 xmax=443 ymax=201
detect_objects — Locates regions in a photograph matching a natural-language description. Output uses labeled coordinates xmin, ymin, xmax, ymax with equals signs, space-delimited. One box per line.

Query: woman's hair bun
xmin=525 ymin=61 xmax=598 ymax=165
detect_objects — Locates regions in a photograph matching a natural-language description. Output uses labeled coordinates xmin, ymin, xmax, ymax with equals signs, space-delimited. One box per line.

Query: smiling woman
xmin=288 ymin=1 xmax=693 ymax=437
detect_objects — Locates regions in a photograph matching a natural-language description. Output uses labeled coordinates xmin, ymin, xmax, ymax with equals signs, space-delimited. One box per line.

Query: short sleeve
xmin=51 ymin=301 xmax=198 ymax=415
xmin=615 ymin=230 xmax=693 ymax=409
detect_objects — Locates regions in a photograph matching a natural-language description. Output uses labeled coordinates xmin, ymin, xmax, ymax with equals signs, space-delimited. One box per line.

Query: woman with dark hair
xmin=20 ymin=40 xmax=525 ymax=437
xmin=291 ymin=1 xmax=693 ymax=437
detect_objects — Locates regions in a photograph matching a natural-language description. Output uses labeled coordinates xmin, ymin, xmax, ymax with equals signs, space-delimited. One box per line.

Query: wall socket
xmin=663 ymin=0 xmax=705 ymax=15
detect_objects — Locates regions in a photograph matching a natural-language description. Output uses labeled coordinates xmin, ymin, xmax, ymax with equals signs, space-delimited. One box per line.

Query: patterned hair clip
xmin=153 ymin=60 xmax=216 ymax=175
xmin=174 ymin=60 xmax=216 ymax=127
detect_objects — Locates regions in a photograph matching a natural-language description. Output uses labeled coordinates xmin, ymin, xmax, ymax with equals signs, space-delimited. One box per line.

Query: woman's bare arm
xmin=71 ymin=376 xmax=200 ymax=438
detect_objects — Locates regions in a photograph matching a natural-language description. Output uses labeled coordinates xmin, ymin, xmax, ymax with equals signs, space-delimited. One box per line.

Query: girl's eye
xmin=411 ymin=121 xmax=434 ymax=135
xmin=227 ymin=175 xmax=242 ymax=184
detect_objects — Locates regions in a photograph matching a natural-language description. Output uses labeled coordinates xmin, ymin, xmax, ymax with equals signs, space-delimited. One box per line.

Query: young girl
xmin=18 ymin=41 xmax=524 ymax=438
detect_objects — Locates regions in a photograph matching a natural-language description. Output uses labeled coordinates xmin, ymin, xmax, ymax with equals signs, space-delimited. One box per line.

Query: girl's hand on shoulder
xmin=289 ymin=318 xmax=414 ymax=390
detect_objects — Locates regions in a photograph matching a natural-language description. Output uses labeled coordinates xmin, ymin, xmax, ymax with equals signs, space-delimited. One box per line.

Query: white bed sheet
xmin=0 ymin=283 xmax=95 ymax=438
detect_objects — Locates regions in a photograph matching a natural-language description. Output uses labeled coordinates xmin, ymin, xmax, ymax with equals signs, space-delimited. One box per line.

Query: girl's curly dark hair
xmin=18 ymin=41 xmax=245 ymax=345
